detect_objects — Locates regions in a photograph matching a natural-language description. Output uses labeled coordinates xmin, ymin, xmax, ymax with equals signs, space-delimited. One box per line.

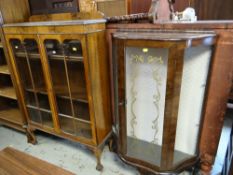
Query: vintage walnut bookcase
xmin=0 ymin=24 xmax=26 ymax=132
xmin=3 ymin=17 xmax=112 ymax=170
xmin=112 ymin=30 xmax=216 ymax=174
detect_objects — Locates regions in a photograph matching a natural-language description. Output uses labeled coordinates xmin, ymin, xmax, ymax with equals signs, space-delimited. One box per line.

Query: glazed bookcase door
xmin=114 ymin=38 xmax=213 ymax=173
xmin=7 ymin=35 xmax=54 ymax=129
xmin=40 ymin=35 xmax=96 ymax=145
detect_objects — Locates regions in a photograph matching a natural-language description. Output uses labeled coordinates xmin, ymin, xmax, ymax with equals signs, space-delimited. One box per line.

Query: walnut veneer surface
xmin=0 ymin=147 xmax=75 ymax=175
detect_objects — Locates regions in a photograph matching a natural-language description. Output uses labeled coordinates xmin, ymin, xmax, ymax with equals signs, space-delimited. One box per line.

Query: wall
xmin=0 ymin=0 xmax=30 ymax=23
xmin=174 ymin=0 xmax=233 ymax=20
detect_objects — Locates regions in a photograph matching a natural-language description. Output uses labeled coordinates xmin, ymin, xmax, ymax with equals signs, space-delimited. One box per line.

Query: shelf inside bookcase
xmin=0 ymin=65 xmax=10 ymax=75
xmin=0 ymin=108 xmax=23 ymax=125
xmin=0 ymin=39 xmax=23 ymax=129
xmin=0 ymin=97 xmax=23 ymax=125
xmin=15 ymin=52 xmax=40 ymax=59
xmin=48 ymin=54 xmax=84 ymax=62
xmin=25 ymin=87 xmax=47 ymax=95
xmin=0 ymin=72 xmax=17 ymax=100
xmin=0 ymin=87 xmax=17 ymax=100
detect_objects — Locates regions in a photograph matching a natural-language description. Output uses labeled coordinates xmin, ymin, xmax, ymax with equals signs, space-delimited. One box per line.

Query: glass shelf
xmin=126 ymin=136 xmax=195 ymax=170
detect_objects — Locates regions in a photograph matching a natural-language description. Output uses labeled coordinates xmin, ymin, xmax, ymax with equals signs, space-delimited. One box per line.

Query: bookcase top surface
xmin=3 ymin=19 xmax=106 ymax=28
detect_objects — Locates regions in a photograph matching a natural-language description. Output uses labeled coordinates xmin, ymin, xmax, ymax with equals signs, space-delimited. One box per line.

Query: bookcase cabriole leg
xmin=94 ymin=148 xmax=104 ymax=171
xmin=26 ymin=127 xmax=37 ymax=145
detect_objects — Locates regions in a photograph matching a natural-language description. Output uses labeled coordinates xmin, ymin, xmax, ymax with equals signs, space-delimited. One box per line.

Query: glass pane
xmin=24 ymin=39 xmax=46 ymax=92
xmin=10 ymin=39 xmax=24 ymax=53
xmin=44 ymin=39 xmax=91 ymax=139
xmin=10 ymin=39 xmax=32 ymax=89
xmin=59 ymin=115 xmax=75 ymax=134
xmin=64 ymin=40 xmax=83 ymax=57
xmin=44 ymin=39 xmax=63 ymax=56
xmin=57 ymin=97 xmax=72 ymax=116
xmin=175 ymin=46 xmax=212 ymax=155
xmin=50 ymin=58 xmax=69 ymax=96
xmin=73 ymin=101 xmax=90 ymax=121
xmin=45 ymin=40 xmax=69 ymax=97
xmin=24 ymin=39 xmax=39 ymax=54
xmin=67 ymin=61 xmax=87 ymax=101
xmin=28 ymin=107 xmax=41 ymax=123
xmin=29 ymin=59 xmax=47 ymax=91
xmin=25 ymin=91 xmax=36 ymax=107
xmin=125 ymin=47 xmax=168 ymax=167
xmin=41 ymin=111 xmax=53 ymax=128
xmin=74 ymin=120 xmax=92 ymax=139
xmin=10 ymin=38 xmax=52 ymax=127
xmin=38 ymin=93 xmax=50 ymax=110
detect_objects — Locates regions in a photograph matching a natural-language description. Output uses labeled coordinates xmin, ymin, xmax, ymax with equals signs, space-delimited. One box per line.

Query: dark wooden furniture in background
xmin=107 ymin=21 xmax=233 ymax=173
xmin=0 ymin=0 xmax=30 ymax=24
xmin=112 ymin=30 xmax=216 ymax=174
xmin=3 ymin=14 xmax=112 ymax=171
xmin=127 ymin=0 xmax=151 ymax=14
xmin=0 ymin=147 xmax=75 ymax=175
xmin=29 ymin=0 xmax=79 ymax=15
xmin=174 ymin=0 xmax=233 ymax=20
xmin=97 ymin=0 xmax=127 ymax=17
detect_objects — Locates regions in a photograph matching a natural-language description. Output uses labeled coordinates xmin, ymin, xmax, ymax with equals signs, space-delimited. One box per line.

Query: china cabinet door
xmin=8 ymin=35 xmax=54 ymax=129
xmin=40 ymin=35 xmax=96 ymax=145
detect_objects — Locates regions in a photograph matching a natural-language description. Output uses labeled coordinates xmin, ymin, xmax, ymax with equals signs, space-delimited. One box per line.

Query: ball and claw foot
xmin=95 ymin=148 xmax=103 ymax=171
xmin=26 ymin=128 xmax=37 ymax=145
xmin=96 ymin=163 xmax=103 ymax=171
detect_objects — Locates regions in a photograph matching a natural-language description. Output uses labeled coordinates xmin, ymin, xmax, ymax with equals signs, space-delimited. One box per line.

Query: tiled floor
xmin=0 ymin=126 xmax=198 ymax=175
xmin=211 ymin=108 xmax=233 ymax=175
xmin=0 ymin=126 xmax=138 ymax=175
xmin=1 ymin=120 xmax=231 ymax=175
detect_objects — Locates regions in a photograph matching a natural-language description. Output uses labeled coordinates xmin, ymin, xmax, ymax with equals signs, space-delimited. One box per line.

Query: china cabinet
xmin=0 ymin=25 xmax=26 ymax=132
xmin=112 ymin=30 xmax=216 ymax=174
xmin=107 ymin=22 xmax=233 ymax=173
xmin=3 ymin=17 xmax=112 ymax=170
